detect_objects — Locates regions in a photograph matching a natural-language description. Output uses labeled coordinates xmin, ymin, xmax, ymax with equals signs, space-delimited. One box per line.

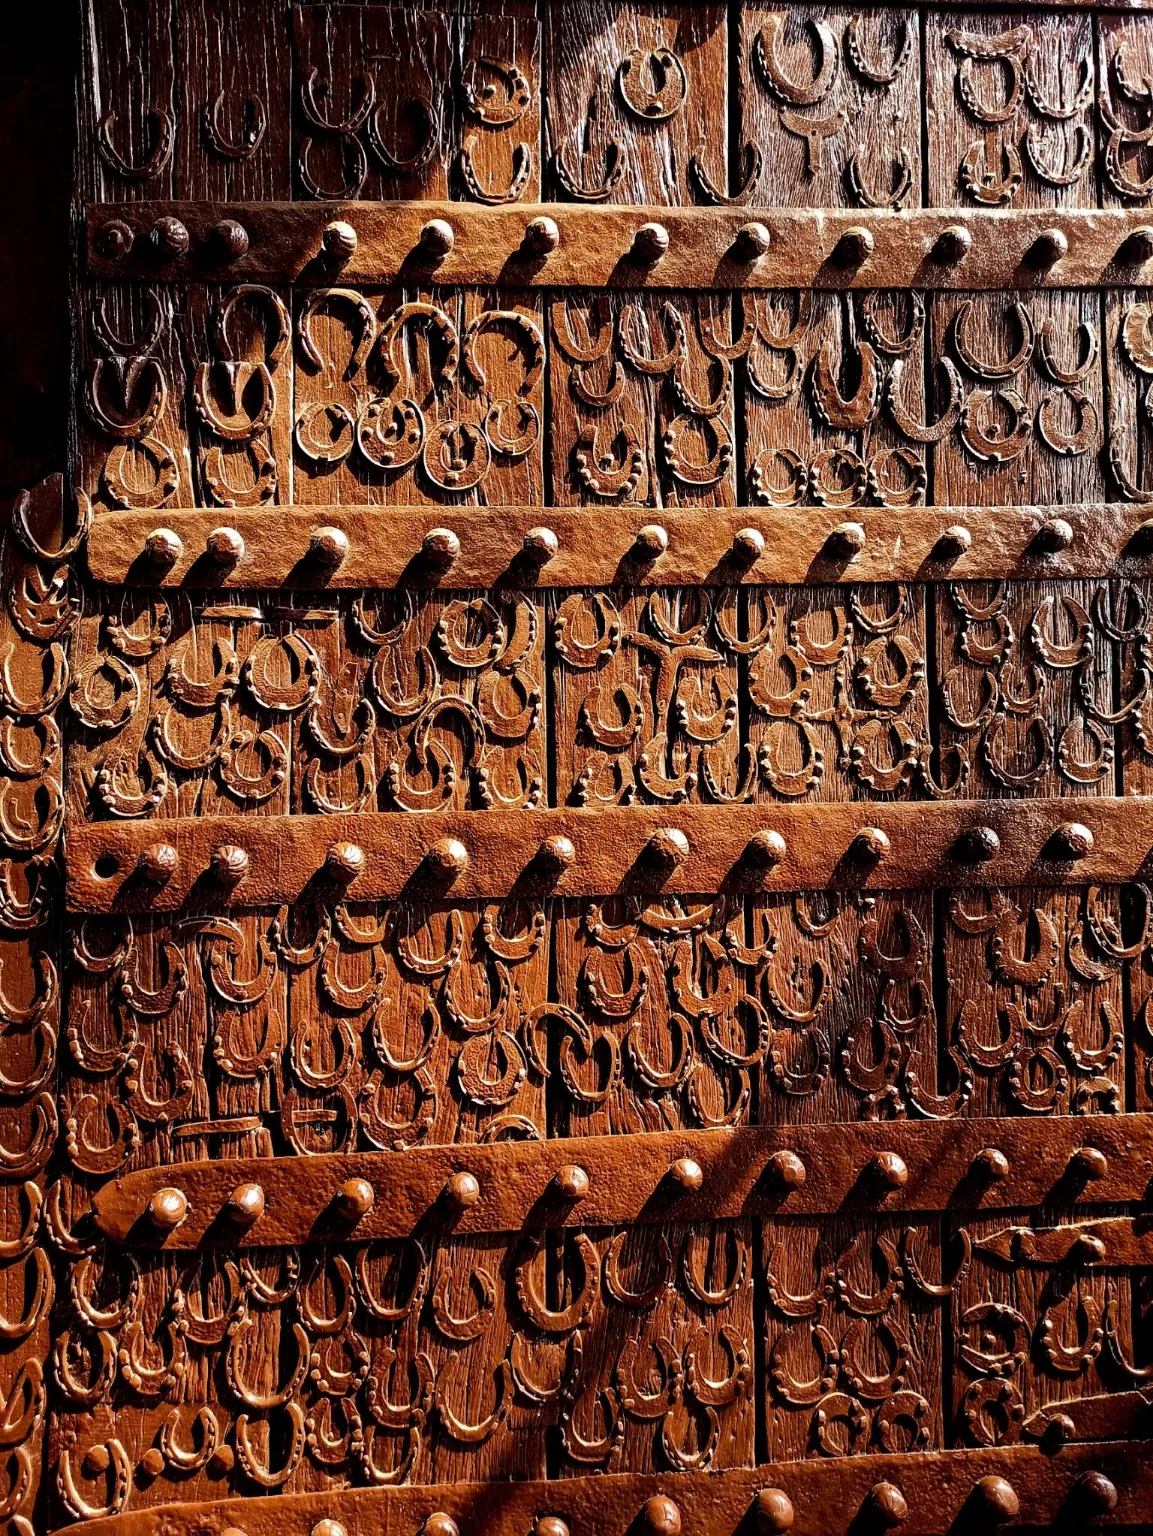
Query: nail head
xmin=636 ymin=523 xmax=669 ymax=557
xmin=206 ymin=526 xmax=245 ymax=564
xmin=150 ymin=215 xmax=190 ymax=258
xmin=445 ymin=1170 xmax=481 ymax=1210
xmin=525 ymin=215 xmax=560 ymax=254
xmin=668 ymin=1156 xmax=704 ymax=1193
xmin=767 ymin=1150 xmax=807 ymax=1191
xmin=853 ymin=826 xmax=890 ymax=863
xmin=212 ymin=218 xmax=250 ymax=261
xmin=933 ymin=224 xmax=972 ymax=263
xmin=310 ymin=526 xmax=349 ymax=567
xmin=327 ymin=841 xmax=365 ymax=883
xmin=974 ymin=1147 xmax=1010 ymax=1181
xmin=555 ymin=1164 xmax=590 ymax=1200
xmin=322 ymin=220 xmax=357 ymax=262
xmin=334 ymin=1176 xmax=374 ymax=1220
xmin=426 ymin=837 xmax=469 ymax=877
xmin=423 ymin=527 xmax=460 ymax=567
xmin=210 ymin=843 xmax=249 ymax=886
xmin=974 ymin=1475 xmax=1019 ymax=1522
xmin=95 ymin=218 xmax=134 ymax=259
xmin=957 ymin=825 xmax=1000 ymax=864
xmin=149 ymin=1186 xmax=188 ymax=1231
xmin=734 ymin=221 xmax=771 ymax=260
xmin=733 ymin=526 xmax=765 ymax=562
xmin=137 ymin=842 xmax=178 ymax=882
xmin=641 ymin=1494 xmax=681 ymax=1536
xmin=227 ymin=1181 xmax=266 ymax=1225
xmin=144 ymin=527 xmax=183 ymax=566
xmin=1069 ymin=1145 xmax=1108 ymax=1182
xmin=872 ymin=1150 xmax=909 ymax=1190
xmin=421 ymin=218 xmax=455 ymax=257
xmin=755 ymin=1488 xmax=795 ymax=1534
xmin=523 ymin=526 xmax=558 ymax=562
xmin=1052 ymin=821 xmax=1093 ymax=859
xmin=633 ymin=222 xmax=670 ymax=262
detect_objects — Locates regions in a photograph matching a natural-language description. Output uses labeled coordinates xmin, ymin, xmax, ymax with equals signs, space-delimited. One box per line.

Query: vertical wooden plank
xmin=79 ymin=0 xmax=177 ymax=203
xmin=1098 ymin=14 xmax=1153 ymax=210
xmin=452 ymin=8 xmax=542 ymax=205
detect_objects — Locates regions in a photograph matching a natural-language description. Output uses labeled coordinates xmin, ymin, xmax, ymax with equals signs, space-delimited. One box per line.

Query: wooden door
xmin=4 ymin=3 xmax=1153 ymax=1533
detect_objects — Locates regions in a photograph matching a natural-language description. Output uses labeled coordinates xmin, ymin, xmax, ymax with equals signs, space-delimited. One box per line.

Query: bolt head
xmin=957 ymin=825 xmax=1000 ymax=864
xmin=974 ymin=1475 xmax=1020 ymax=1522
xmin=312 ymin=1522 xmax=347 ymax=1536
xmin=734 ymin=221 xmax=771 ymax=260
xmin=227 ymin=1181 xmax=266 ymax=1225
xmin=138 ymin=842 xmax=178 ymax=882
xmin=1122 ymin=226 xmax=1153 ymax=263
xmin=853 ymin=826 xmax=891 ymax=863
xmin=149 ymin=1186 xmax=188 ymax=1230
xmin=211 ymin=843 xmax=249 ymax=886
xmin=212 ymin=218 xmax=250 ymax=260
xmin=1052 ymin=821 xmax=1094 ymax=859
xmin=421 ymin=218 xmax=455 ymax=257
xmin=633 ymin=222 xmax=670 ymax=262
xmin=95 ymin=219 xmax=134 ymax=259
xmin=733 ymin=526 xmax=765 ymax=562
xmin=872 ymin=1151 xmax=909 ymax=1190
xmin=641 ymin=1494 xmax=681 ymax=1536
xmin=768 ymin=1150 xmax=807 ymax=1191
xmin=523 ymin=526 xmax=558 ymax=562
xmin=423 ymin=527 xmax=460 ymax=567
xmin=525 ymin=215 xmax=560 ymax=254
xmin=868 ymin=1482 xmax=908 ymax=1529
xmin=206 ymin=526 xmax=245 ymax=563
xmin=310 ymin=526 xmax=349 ymax=566
xmin=83 ymin=1445 xmax=112 ymax=1476
xmin=426 ymin=837 xmax=469 ymax=877
xmin=974 ymin=1147 xmax=1010 ymax=1181
xmin=828 ymin=521 xmax=866 ymax=557
xmin=668 ymin=1156 xmax=704 ymax=1192
xmin=646 ymin=827 xmax=689 ymax=870
xmin=1070 ymin=1145 xmax=1108 ymax=1181
xmin=1034 ymin=516 xmax=1074 ymax=554
xmin=445 ymin=1170 xmax=481 ymax=1209
xmin=150 ymin=216 xmax=190 ymax=257
xmin=744 ymin=829 xmax=787 ymax=871
xmin=327 ymin=841 xmax=365 ymax=883
xmin=1074 ymin=1471 xmax=1118 ymax=1514
xmin=755 ymin=1488 xmax=795 ymax=1533
xmin=322 ymin=220 xmax=357 ymax=262
xmin=334 ymin=1176 xmax=375 ymax=1220
xmin=933 ymin=224 xmax=972 ymax=263
xmin=535 ymin=1520 xmax=569 ymax=1536
xmin=422 ymin=1518 xmax=459 ymax=1536
xmin=555 ymin=1164 xmax=589 ymax=1200
xmin=139 ymin=1447 xmax=166 ymax=1479
xmin=835 ymin=226 xmax=874 ymax=266
xmin=937 ymin=523 xmax=972 ymax=557
xmin=1027 ymin=227 xmax=1068 ymax=268
xmin=538 ymin=834 xmax=576 ymax=873
xmin=635 ymin=523 xmax=669 ymax=557
xmin=144 ymin=527 xmax=183 ymax=566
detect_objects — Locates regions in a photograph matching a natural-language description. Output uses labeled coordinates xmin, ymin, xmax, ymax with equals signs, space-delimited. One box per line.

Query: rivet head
xmin=744 ymin=829 xmax=787 ymax=870
xmin=227 ymin=1181 xmax=265 ymax=1225
xmin=83 ymin=1445 xmax=112 ymax=1476
xmin=936 ymin=523 xmax=972 ymax=557
xmin=206 ymin=526 xmax=245 ymax=563
xmin=835 ymin=225 xmax=874 ymax=266
xmin=853 ymin=826 xmax=890 ymax=863
xmin=734 ymin=221 xmax=771 ymax=260
xmin=1074 ymin=1471 xmax=1118 ymax=1514
xmin=755 ymin=1487 xmax=795 ymax=1534
xmin=641 ymin=1493 xmax=681 ymax=1536
xmin=423 ymin=527 xmax=460 ymax=567
xmin=421 ymin=1517 xmax=459 ymax=1536
xmin=1052 ymin=821 xmax=1093 ymax=859
xmin=767 ymin=1150 xmax=807 ymax=1191
xmin=95 ymin=218 xmax=134 ymax=259
xmin=1130 ymin=516 xmax=1153 ymax=554
xmin=322 ymin=220 xmax=357 ymax=262
xmin=1042 ymin=1411 xmax=1076 ymax=1449
xmin=334 ymin=1176 xmax=374 ymax=1220
xmin=144 ymin=527 xmax=182 ymax=566
xmin=523 ymin=525 xmax=558 ymax=562
xmin=733 ymin=526 xmax=765 ymax=562
xmin=867 ymin=1482 xmax=908 ymax=1529
xmin=1027 ymin=227 xmax=1068 ymax=268
xmin=555 ymin=1164 xmax=589 ymax=1200
xmin=212 ymin=218 xmax=250 ymax=260
xmin=421 ymin=218 xmax=455 ymax=257
xmin=312 ymin=1521 xmax=347 ymax=1536
xmin=1034 ymin=516 xmax=1073 ymax=554
xmin=525 ymin=215 xmax=560 ymax=254
xmin=310 ymin=526 xmax=349 ymax=567
xmin=633 ymin=222 xmax=670 ymax=262
xmin=828 ymin=521 xmax=866 ymax=557
xmin=150 ymin=215 xmax=190 ymax=257
xmin=326 ymin=841 xmax=364 ymax=883
xmin=668 ymin=1156 xmax=704 ymax=1193
xmin=445 ymin=1170 xmax=481 ymax=1209
xmin=872 ymin=1151 xmax=908 ymax=1190
xmin=210 ymin=1445 xmax=236 ymax=1475
xmin=137 ymin=842 xmax=178 ymax=882
xmin=538 ymin=834 xmax=576 ymax=873
xmin=149 ymin=1186 xmax=188 ymax=1231
xmin=210 ymin=843 xmax=249 ymax=886
xmin=974 ymin=1474 xmax=1019 ymax=1522
xmin=933 ymin=224 xmax=972 ymax=263
xmin=426 ymin=837 xmax=469 ymax=877
xmin=1069 ymin=1145 xmax=1108 ymax=1181
xmin=636 ymin=523 xmax=669 ymax=557
xmin=957 ymin=825 xmax=1000 ymax=863
xmin=139 ymin=1447 xmax=165 ymax=1479
xmin=1122 ymin=226 xmax=1153 ymax=263
xmin=645 ymin=827 xmax=689 ymax=871
xmin=535 ymin=1520 xmax=569 ymax=1536
xmin=974 ymin=1147 xmax=1010 ymax=1181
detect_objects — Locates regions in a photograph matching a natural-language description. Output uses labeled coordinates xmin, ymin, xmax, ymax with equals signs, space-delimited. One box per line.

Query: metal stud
xmin=445 ymin=1170 xmax=481 ymax=1210
xmin=932 ymin=224 xmax=971 ymax=263
xmin=733 ymin=221 xmax=771 ymax=260
xmin=668 ymin=1156 xmax=704 ymax=1192
xmin=733 ymin=526 xmax=765 ymax=562
xmin=555 ymin=1164 xmax=590 ymax=1200
xmin=326 ymin=841 xmax=365 ymax=883
xmin=635 ymin=523 xmax=669 ymax=557
xmin=1129 ymin=517 xmax=1153 ymax=554
xmin=537 ymin=834 xmax=576 ymax=874
xmin=633 ymin=222 xmax=670 ymax=262
xmin=421 ymin=1517 xmax=459 ymax=1536
xmin=852 ymin=826 xmax=890 ymax=863
xmin=956 ymin=825 xmax=1000 ymax=863
xmin=754 ymin=1488 xmax=795 ymax=1534
xmin=974 ymin=1147 xmax=1010 ymax=1181
xmin=322 ymin=221 xmax=357 ymax=263
xmin=425 ymin=837 xmax=469 ymax=877
xmin=210 ymin=843 xmax=249 ymax=886
xmin=206 ymin=526 xmax=245 ymax=563
xmin=144 ymin=527 xmax=182 ymax=566
xmin=523 ymin=526 xmax=558 ymax=562
xmin=150 ymin=215 xmax=190 ymax=258
xmin=149 ymin=1187 xmax=188 ymax=1231
xmin=1073 ymin=1471 xmax=1118 ymax=1515
xmin=1033 ymin=516 xmax=1073 ymax=554
xmin=227 ymin=1181 xmax=266 ymax=1225
xmin=535 ymin=1520 xmax=570 ymax=1536
xmin=421 ymin=218 xmax=456 ymax=257
xmin=644 ymin=827 xmax=689 ymax=872
xmin=333 ymin=1176 xmax=374 ymax=1220
xmin=834 ymin=225 xmax=874 ymax=266
xmin=525 ymin=215 xmax=560 ymax=254
xmin=1051 ymin=821 xmax=1093 ymax=859
xmin=94 ymin=218 xmax=134 ymax=259
xmin=767 ymin=1150 xmax=807 ymax=1191
xmin=139 ymin=1447 xmax=165 ymax=1479
xmin=137 ymin=842 xmax=178 ymax=882
xmin=1069 ymin=1145 xmax=1108 ymax=1181
xmin=827 ymin=521 xmax=866 ymax=557
xmin=935 ymin=523 xmax=971 ymax=558
xmin=212 ymin=218 xmax=250 ymax=260
xmin=866 ymin=1482 xmax=908 ymax=1529
xmin=871 ymin=1151 xmax=909 ymax=1190
xmin=744 ymin=829 xmax=787 ymax=870
xmin=83 ymin=1446 xmax=111 ymax=1476
xmin=422 ymin=527 xmax=460 ymax=567
xmin=1026 ymin=227 xmax=1068 ymax=269
xmin=973 ymin=1475 xmax=1019 ymax=1523
xmin=310 ymin=526 xmax=349 ymax=567
xmin=312 ymin=1522 xmax=347 ymax=1536
xmin=1121 ymin=226 xmax=1153 ymax=263
xmin=641 ymin=1493 xmax=681 ymax=1535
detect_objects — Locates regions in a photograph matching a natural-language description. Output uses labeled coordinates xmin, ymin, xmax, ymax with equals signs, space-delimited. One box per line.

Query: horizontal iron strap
xmin=86 ymin=202 xmax=1153 ymax=291
xmin=53 ymin=1441 xmax=1153 ymax=1536
xmin=93 ymin=1112 xmax=1153 ymax=1246
xmin=64 ymin=798 xmax=1153 ymax=913
xmin=85 ymin=502 xmax=1151 ymax=591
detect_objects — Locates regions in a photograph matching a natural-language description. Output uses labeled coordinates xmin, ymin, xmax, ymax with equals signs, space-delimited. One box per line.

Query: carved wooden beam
xmin=65 ymin=797 xmax=1153 ymax=913
xmin=86 ymin=201 xmax=1153 ymax=290
xmin=86 ymin=501 xmax=1153 ymax=591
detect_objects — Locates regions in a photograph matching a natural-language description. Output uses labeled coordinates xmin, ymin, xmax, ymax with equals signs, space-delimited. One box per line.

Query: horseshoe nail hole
xmin=93 ymin=854 xmax=120 ymax=881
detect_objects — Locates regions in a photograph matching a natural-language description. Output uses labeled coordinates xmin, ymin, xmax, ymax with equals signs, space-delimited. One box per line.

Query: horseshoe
xmin=234 ymin=1404 xmax=305 ymax=1487
xmin=1038 ymin=316 xmax=1097 ymax=384
xmin=991 ymin=904 xmax=1059 ymax=985
xmin=1025 ymin=52 xmax=1092 ymax=119
xmin=833 ymin=1233 xmax=903 ymax=1316
xmin=463 ymin=57 xmax=532 ymax=126
xmin=1025 ymin=121 xmax=1091 ymax=188
xmin=516 ymin=1233 xmax=599 ymax=1333
xmin=604 ymin=1231 xmax=673 ymax=1308
xmin=574 ymin=425 xmax=644 ymax=500
xmin=97 ymin=107 xmax=174 ymax=181
xmin=755 ymin=15 xmax=840 ymax=106
xmin=689 ymin=142 xmax=762 ymax=205
xmin=430 ymin=1252 xmax=496 ymax=1342
xmin=616 ymin=47 xmax=688 ymax=121
xmin=364 ymin=1344 xmax=434 ymax=1430
xmin=203 ymin=90 xmax=267 ymax=159
xmin=663 ymin=415 xmax=733 ymax=487
xmin=682 ymin=1228 xmax=747 ymax=1308
xmin=812 ymin=334 xmax=881 ymax=426
xmin=953 ymin=299 xmax=1035 ymax=380
xmin=57 ymin=1440 xmax=132 ymax=1521
xmin=960 ymin=135 xmax=1024 ymax=203
xmin=297 ymin=287 xmax=377 ymax=376
xmin=366 ymin=97 xmax=442 ymax=174
xmin=846 ymin=15 xmax=913 ymax=84
xmin=846 ymin=148 xmax=914 ymax=209
xmin=616 ymin=1335 xmax=683 ymax=1419
xmin=959 ymin=387 xmax=1034 ymax=464
xmin=551 ymin=142 xmax=626 ymax=202
xmin=298 ymin=132 xmax=368 ymax=200
xmin=769 ymin=1322 xmax=839 ymax=1405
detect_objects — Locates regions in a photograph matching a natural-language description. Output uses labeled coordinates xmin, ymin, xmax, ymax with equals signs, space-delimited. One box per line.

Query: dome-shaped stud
xmin=137 ymin=842 xmax=178 ymax=882
xmin=974 ymin=1147 xmax=1010 ymax=1181
xmin=535 ymin=1519 xmax=570 ymax=1536
xmin=633 ymin=222 xmax=670 ymax=263
xmin=555 ymin=1164 xmax=589 ymax=1200
xmin=641 ymin=1493 xmax=681 ymax=1535
xmin=212 ymin=218 xmax=250 ymax=261
xmin=326 ymin=841 xmax=365 ymax=883
xmin=1069 ymin=1145 xmax=1108 ymax=1181
xmin=744 ymin=829 xmax=787 ymax=871
xmin=936 ymin=524 xmax=971 ymax=558
xmin=83 ymin=1445 xmax=111 ymax=1476
xmin=1071 ymin=1231 xmax=1108 ymax=1265
xmin=668 ymin=1156 xmax=704 ymax=1193
xmin=1122 ymin=226 xmax=1153 ymax=263
xmin=312 ymin=1521 xmax=347 ymax=1536
xmin=421 ymin=1518 xmax=459 ymax=1536
xmin=1051 ymin=821 xmax=1094 ymax=859
xmin=226 ymin=1181 xmax=265 ymax=1225
xmin=827 ymin=521 xmax=866 ymax=557
xmin=310 ymin=526 xmax=349 ymax=567
xmin=733 ymin=526 xmax=765 ymax=563
xmin=956 ymin=825 xmax=1000 ymax=863
xmin=445 ymin=1170 xmax=481 ymax=1210
xmin=834 ymin=225 xmax=874 ymax=267
xmin=733 ymin=221 xmax=771 ymax=261
xmin=149 ymin=1186 xmax=188 ymax=1231
xmin=871 ymin=1151 xmax=909 ymax=1190
xmin=525 ymin=215 xmax=560 ymax=254
xmin=523 ymin=526 xmax=558 ymax=562
xmin=754 ymin=1487 xmax=795 ymax=1534
xmin=852 ymin=826 xmax=891 ymax=863
xmin=94 ymin=218 xmax=134 ymax=259
xmin=206 ymin=526 xmax=245 ymax=564
xmin=420 ymin=218 xmax=455 ymax=257
xmin=210 ymin=1445 xmax=237 ymax=1475
xmin=210 ymin=843 xmax=249 ymax=886
xmin=635 ymin=523 xmax=669 ymax=558
xmin=973 ymin=1475 xmax=1019 ymax=1523
xmin=933 ymin=224 xmax=972 ymax=263
xmin=767 ymin=1149 xmax=807 ymax=1191
xmin=144 ymin=527 xmax=182 ymax=566
xmin=866 ymin=1482 xmax=908 ymax=1529
xmin=322 ymin=220 xmax=357 ymax=263
xmin=1033 ymin=516 xmax=1074 ymax=554
xmin=1073 ymin=1471 xmax=1118 ymax=1515
xmin=425 ymin=837 xmax=469 ymax=878
xmin=1040 ymin=1412 xmax=1076 ymax=1450
xmin=423 ymin=527 xmax=460 ymax=568
xmin=1129 ymin=517 xmax=1153 ymax=554
xmin=644 ymin=827 xmax=689 ymax=873
xmin=1026 ymin=227 xmax=1068 ymax=269
xmin=139 ymin=1447 xmax=165 ymax=1479
xmin=537 ymin=834 xmax=576 ymax=874
xmin=333 ymin=1176 xmax=374 ymax=1221
xmin=150 ymin=215 xmax=190 ymax=258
